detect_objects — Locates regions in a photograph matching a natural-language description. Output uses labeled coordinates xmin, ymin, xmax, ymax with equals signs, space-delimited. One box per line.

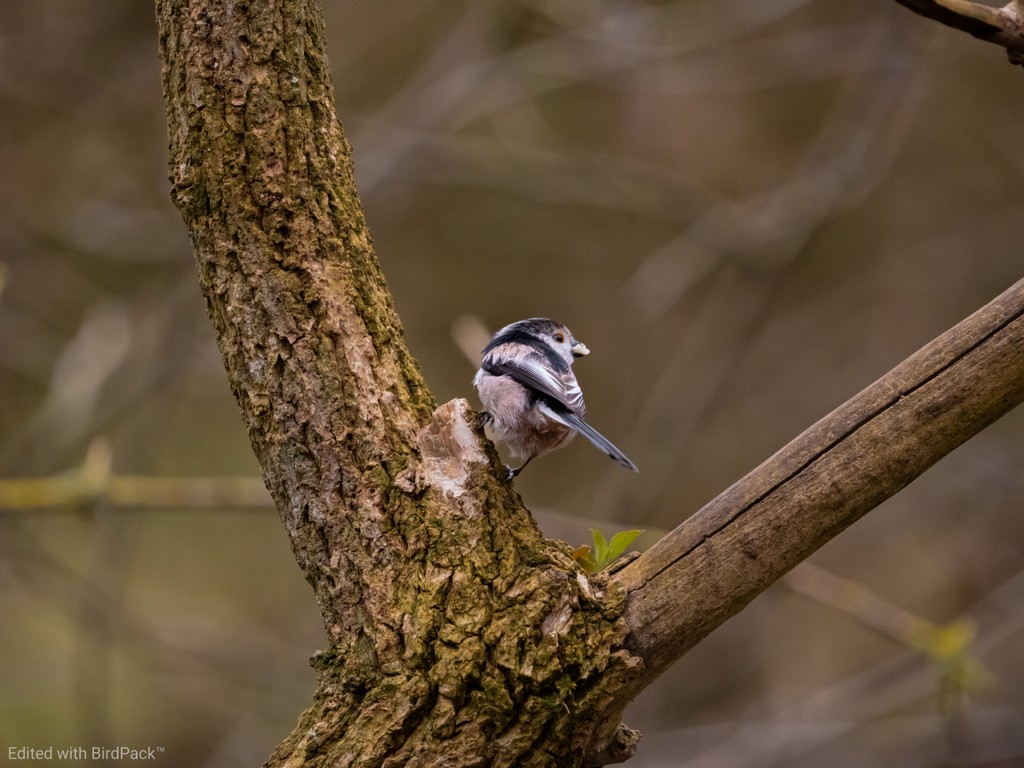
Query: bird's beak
xmin=571 ymin=341 xmax=590 ymax=357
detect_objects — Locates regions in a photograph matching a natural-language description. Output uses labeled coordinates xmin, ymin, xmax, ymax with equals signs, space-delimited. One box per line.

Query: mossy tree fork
xmin=156 ymin=2 xmax=1024 ymax=766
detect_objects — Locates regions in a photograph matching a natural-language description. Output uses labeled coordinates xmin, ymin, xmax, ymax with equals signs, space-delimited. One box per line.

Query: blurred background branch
xmin=785 ymin=563 xmax=992 ymax=712
xmin=0 ymin=439 xmax=271 ymax=511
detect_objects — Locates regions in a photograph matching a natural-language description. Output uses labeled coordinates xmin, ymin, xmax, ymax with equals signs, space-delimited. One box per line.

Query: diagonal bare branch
xmin=616 ymin=277 xmax=1024 ymax=697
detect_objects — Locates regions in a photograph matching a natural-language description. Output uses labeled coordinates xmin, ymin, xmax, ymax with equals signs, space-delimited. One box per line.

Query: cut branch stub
xmin=267 ymin=400 xmax=643 ymax=767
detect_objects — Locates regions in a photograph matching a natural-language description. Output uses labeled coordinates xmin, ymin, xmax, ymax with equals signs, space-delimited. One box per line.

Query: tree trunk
xmin=157 ymin=1 xmax=640 ymax=765
xmin=156 ymin=1 xmax=1024 ymax=766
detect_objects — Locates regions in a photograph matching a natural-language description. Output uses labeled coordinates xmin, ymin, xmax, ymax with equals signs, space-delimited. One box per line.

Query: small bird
xmin=473 ymin=317 xmax=638 ymax=478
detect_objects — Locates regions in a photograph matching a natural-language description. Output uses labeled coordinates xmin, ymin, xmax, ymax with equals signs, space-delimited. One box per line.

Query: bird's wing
xmin=538 ymin=404 xmax=638 ymax=472
xmin=482 ymin=353 xmax=585 ymax=414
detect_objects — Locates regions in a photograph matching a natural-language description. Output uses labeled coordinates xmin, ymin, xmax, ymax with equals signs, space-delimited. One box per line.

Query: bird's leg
xmin=506 ymin=456 xmax=533 ymax=481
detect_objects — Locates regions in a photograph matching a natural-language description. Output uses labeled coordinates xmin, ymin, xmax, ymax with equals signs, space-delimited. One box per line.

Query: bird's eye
xmin=553 ymin=332 xmax=565 ymax=343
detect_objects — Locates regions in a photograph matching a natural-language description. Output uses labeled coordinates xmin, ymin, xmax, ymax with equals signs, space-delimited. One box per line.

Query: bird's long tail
xmin=558 ymin=410 xmax=638 ymax=472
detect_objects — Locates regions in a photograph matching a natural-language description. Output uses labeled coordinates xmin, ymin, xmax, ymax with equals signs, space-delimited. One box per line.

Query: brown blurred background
xmin=1 ymin=1 xmax=1023 ymax=766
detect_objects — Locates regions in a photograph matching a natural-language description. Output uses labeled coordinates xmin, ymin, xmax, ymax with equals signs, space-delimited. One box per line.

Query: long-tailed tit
xmin=473 ymin=317 xmax=638 ymax=478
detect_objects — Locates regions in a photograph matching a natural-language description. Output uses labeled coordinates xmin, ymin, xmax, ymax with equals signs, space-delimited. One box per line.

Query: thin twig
xmin=895 ymin=0 xmax=1024 ymax=64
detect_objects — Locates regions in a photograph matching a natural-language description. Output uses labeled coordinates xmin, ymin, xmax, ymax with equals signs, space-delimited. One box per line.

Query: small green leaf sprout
xmin=572 ymin=528 xmax=643 ymax=573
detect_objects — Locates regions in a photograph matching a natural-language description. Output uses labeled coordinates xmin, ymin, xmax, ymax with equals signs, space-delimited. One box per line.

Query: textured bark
xmin=157 ymin=2 xmax=640 ymax=766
